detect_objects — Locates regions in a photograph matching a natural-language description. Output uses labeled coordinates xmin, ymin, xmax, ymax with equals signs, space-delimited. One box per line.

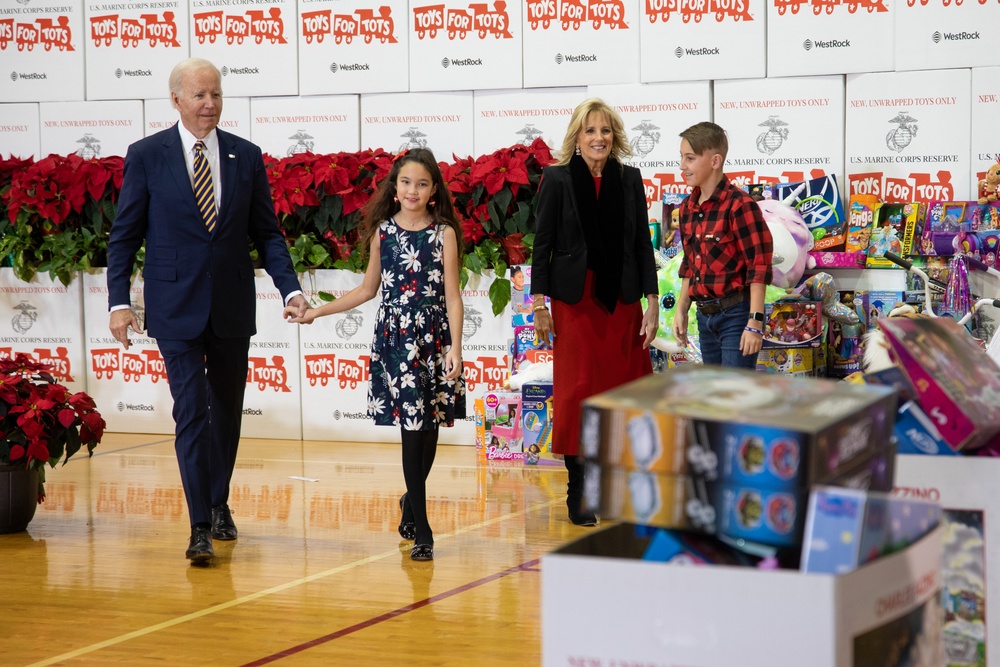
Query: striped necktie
xmin=193 ymin=140 xmax=217 ymax=233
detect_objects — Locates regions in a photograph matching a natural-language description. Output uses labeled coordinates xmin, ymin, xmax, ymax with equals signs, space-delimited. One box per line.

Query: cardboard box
xmin=580 ymin=367 xmax=898 ymax=484
xmin=521 ymin=381 xmax=558 ymax=466
xmin=763 ymin=301 xmax=823 ymax=349
xmin=756 ymin=346 xmax=820 ymax=377
xmin=878 ymin=317 xmax=1000 ymax=451
xmin=480 ymin=390 xmax=523 ymax=461
xmin=542 ymin=523 xmax=943 ymax=667
xmin=895 ymin=455 xmax=995 ymax=665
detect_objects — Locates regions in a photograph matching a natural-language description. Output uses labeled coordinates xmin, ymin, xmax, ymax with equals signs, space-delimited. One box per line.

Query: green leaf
xmin=317 ymin=291 xmax=335 ymax=302
xmin=488 ymin=277 xmax=511 ymax=317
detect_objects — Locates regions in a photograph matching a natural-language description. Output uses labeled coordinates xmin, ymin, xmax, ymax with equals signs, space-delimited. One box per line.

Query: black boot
xmin=565 ymin=455 xmax=597 ymax=526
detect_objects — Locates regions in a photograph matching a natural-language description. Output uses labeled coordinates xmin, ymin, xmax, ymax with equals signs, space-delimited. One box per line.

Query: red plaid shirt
xmin=678 ymin=177 xmax=772 ymax=301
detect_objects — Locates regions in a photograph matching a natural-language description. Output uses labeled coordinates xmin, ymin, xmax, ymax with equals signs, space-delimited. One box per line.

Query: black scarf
xmin=569 ymin=154 xmax=625 ymax=313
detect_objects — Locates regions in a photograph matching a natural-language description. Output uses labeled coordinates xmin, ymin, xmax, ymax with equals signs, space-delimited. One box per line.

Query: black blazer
xmin=531 ymin=162 xmax=658 ymax=305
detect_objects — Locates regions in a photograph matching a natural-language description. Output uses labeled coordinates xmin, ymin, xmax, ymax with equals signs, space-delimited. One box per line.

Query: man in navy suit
xmin=107 ymin=58 xmax=307 ymax=563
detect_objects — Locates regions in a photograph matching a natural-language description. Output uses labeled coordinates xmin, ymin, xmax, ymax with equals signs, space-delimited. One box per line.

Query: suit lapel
xmin=218 ymin=129 xmax=239 ymax=226
xmin=163 ymin=125 xmax=201 ymax=222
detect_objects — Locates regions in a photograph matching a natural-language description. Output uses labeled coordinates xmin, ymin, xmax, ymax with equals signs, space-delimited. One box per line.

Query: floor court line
xmin=241 ymin=558 xmax=542 ymax=666
xmin=26 ymin=498 xmax=561 ymax=667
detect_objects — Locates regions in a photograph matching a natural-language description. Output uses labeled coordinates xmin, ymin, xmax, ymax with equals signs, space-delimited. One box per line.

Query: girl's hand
xmin=284 ymin=307 xmax=316 ymax=325
xmin=445 ymin=348 xmax=464 ymax=380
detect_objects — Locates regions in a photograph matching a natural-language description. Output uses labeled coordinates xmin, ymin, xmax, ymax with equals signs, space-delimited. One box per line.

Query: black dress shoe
xmin=186 ymin=527 xmax=215 ymax=562
xmin=211 ymin=504 xmax=238 ymax=541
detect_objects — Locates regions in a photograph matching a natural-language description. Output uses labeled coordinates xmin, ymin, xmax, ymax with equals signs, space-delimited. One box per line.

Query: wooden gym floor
xmin=2 ymin=433 xmax=586 ymax=666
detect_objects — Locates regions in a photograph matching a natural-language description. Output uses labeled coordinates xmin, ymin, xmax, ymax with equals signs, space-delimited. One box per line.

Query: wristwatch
xmin=750 ymin=311 xmax=765 ymax=323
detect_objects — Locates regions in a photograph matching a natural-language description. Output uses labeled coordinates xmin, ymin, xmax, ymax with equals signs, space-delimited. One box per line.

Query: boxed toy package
xmin=844 ymin=194 xmax=879 ymax=255
xmin=509 ymin=265 xmax=547 ymax=327
xmin=878 ymin=316 xmax=1000 ymax=451
xmin=511 ymin=325 xmax=552 ymax=375
xmin=827 ymin=291 xmax=869 ymax=379
xmin=521 ymin=381 xmax=558 ymax=465
xmin=800 ymin=485 xmax=941 ymax=574
xmin=866 ymin=201 xmax=923 ymax=269
xmin=763 ymin=301 xmax=823 ymax=348
xmin=661 ymin=193 xmax=688 ymax=258
xmin=478 ymin=390 xmax=524 ymax=461
xmin=775 ymin=175 xmax=847 ymax=252
xmin=756 ymin=346 xmax=821 ymax=377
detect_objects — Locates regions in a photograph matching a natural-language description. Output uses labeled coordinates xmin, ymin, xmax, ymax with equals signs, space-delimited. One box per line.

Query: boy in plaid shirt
xmin=671 ymin=122 xmax=773 ymax=369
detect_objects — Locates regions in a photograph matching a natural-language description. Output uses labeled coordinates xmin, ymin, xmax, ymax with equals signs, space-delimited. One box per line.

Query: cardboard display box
xmin=542 ymin=522 xmax=943 ymax=667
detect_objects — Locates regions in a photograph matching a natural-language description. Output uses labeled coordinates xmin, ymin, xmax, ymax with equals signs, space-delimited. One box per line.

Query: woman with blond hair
xmin=530 ymin=98 xmax=659 ymax=525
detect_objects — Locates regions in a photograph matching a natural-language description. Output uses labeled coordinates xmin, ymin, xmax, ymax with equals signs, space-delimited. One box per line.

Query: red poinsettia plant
xmin=0 ymin=154 xmax=123 ymax=285
xmin=0 ymin=353 xmax=106 ymax=502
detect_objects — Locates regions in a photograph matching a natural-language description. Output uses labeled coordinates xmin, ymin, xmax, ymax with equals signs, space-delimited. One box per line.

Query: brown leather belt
xmin=694 ymin=291 xmax=747 ymax=315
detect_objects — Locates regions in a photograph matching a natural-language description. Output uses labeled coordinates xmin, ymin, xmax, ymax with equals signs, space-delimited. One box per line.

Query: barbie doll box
xmin=579 ymin=366 xmax=897 ymax=491
xmin=878 ymin=316 xmax=1000 ymax=451
xmin=542 ymin=522 xmax=943 ymax=667
xmin=477 ymin=391 xmax=523 ymax=461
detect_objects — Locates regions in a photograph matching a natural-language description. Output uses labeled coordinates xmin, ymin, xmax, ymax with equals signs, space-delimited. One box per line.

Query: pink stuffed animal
xmin=757 ymin=186 xmax=816 ymax=289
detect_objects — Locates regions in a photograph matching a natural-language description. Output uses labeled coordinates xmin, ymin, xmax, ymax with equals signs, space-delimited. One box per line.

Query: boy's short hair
xmin=679 ymin=122 xmax=728 ymax=160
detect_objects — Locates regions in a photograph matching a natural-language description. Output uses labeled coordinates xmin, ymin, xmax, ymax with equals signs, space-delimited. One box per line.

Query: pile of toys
xmin=578 ymin=364 xmax=940 ymax=574
xmin=472 ymin=265 xmax=556 ymax=465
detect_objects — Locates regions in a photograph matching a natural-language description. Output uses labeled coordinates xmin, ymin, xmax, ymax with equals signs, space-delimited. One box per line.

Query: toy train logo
xmin=645 ymin=0 xmax=753 ymax=24
xmin=413 ymin=1 xmax=514 ymax=40
xmin=0 ymin=16 xmax=75 ymax=52
xmin=88 ymin=12 xmax=180 ymax=49
xmin=302 ymin=7 xmax=398 ymax=45
xmin=774 ymin=0 xmax=887 ymax=15
xmin=526 ymin=0 xmax=629 ymax=30
xmin=193 ymin=8 xmax=288 ymax=46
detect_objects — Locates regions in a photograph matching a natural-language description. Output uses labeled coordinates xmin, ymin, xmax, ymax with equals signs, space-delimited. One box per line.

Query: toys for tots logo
xmin=0 ymin=15 xmax=75 ymax=52
xmin=88 ymin=12 xmax=180 ymax=49
xmin=413 ymin=0 xmax=513 ymax=40
xmin=774 ymin=0 xmax=886 ymax=16
xmin=193 ymin=8 xmax=288 ymax=46
xmin=301 ymin=6 xmax=398 ymax=45
xmin=525 ymin=0 xmax=628 ymax=31
xmin=645 ymin=0 xmax=752 ymax=24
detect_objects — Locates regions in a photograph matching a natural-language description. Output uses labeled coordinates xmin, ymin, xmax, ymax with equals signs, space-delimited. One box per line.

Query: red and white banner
xmin=83 ymin=0 xmax=187 ymax=101
xmin=846 ymin=70 xmax=971 ymax=204
xmin=714 ymin=76 xmax=845 ymax=190
xmin=189 ymin=0 xmax=298 ymax=97
xmin=250 ymin=95 xmax=360 ymax=157
xmin=639 ymin=0 xmax=765 ymax=83
xmin=360 ymin=91 xmax=474 ymax=158
xmin=142 ymin=97 xmax=251 ymax=140
xmin=242 ymin=271 xmax=302 ymax=440
xmin=0 ymin=103 xmax=40 ymax=159
xmin=408 ymin=0 xmax=522 ymax=91
xmin=973 ymin=67 xmax=1000 ymax=186
xmin=590 ymin=82 xmax=711 ymax=221
xmin=472 ymin=86 xmax=585 ymax=156
xmin=83 ymin=269 xmax=174 ymax=435
xmin=38 ymin=100 xmax=144 ymax=158
xmin=0 ymin=0 xmax=84 ymax=103
xmin=0 ymin=269 xmax=86 ymax=394
xmin=766 ymin=0 xmax=893 ymax=77
xmin=522 ymin=0 xmax=640 ymax=88
xmin=895 ymin=0 xmax=1000 ymax=72
xmin=297 ymin=0 xmax=409 ymax=95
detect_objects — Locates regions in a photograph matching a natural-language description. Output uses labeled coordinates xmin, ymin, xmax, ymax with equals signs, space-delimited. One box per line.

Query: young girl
xmin=284 ymin=148 xmax=466 ymax=561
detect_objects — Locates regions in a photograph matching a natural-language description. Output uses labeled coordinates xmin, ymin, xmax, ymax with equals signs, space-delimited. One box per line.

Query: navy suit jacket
xmin=107 ymin=124 xmax=300 ymax=340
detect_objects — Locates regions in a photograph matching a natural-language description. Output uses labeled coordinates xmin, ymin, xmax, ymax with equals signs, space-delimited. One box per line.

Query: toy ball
xmin=757 ymin=190 xmax=816 ymax=289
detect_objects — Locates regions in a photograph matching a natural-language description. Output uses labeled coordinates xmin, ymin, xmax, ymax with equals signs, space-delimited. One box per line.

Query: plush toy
xmin=979 ymin=161 xmax=1000 ymax=206
xmin=651 ymin=250 xmax=700 ymax=354
xmin=757 ymin=186 xmax=816 ymax=289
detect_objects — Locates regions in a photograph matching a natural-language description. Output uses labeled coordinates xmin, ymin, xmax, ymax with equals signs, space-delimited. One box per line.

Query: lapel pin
xmin=228 ymin=153 xmax=235 ymax=158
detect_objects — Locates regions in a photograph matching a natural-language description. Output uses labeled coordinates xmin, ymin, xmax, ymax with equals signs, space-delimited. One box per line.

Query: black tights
xmin=401 ymin=427 xmax=439 ymax=545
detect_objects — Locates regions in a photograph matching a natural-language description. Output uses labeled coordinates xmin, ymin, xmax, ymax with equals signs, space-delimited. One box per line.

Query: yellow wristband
xmin=533 ymin=305 xmax=549 ymax=312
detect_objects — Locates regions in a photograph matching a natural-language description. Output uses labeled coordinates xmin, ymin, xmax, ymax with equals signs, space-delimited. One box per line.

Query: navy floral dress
xmin=368 ymin=220 xmax=466 ymax=430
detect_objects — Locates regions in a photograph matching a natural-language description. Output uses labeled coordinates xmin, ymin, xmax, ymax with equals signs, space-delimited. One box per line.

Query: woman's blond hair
xmin=555 ymin=98 xmax=632 ymax=166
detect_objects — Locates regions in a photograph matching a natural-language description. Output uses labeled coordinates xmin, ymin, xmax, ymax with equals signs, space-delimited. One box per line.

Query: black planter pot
xmin=0 ymin=464 xmax=40 ymax=533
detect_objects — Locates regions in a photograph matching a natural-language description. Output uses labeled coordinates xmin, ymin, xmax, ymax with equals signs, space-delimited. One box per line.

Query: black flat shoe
xmin=398 ymin=493 xmax=415 ymax=540
xmin=186 ymin=527 xmax=214 ymax=562
xmin=568 ymin=507 xmax=598 ymax=527
xmin=410 ymin=543 xmax=434 ymax=561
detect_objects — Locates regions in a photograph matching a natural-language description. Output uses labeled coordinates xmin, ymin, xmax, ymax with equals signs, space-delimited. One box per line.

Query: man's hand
xmin=110 ymin=308 xmax=142 ymax=350
xmin=284 ymin=294 xmax=308 ymax=321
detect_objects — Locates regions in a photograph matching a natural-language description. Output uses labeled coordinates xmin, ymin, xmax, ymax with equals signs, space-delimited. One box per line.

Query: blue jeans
xmin=696 ymin=299 xmax=758 ymax=369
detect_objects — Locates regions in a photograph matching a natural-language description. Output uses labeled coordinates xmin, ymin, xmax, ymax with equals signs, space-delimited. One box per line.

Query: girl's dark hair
xmin=357 ymin=148 xmax=463 ymax=261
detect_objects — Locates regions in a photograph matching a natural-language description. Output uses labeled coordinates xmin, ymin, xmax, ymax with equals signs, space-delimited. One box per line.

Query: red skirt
xmin=551 ymin=270 xmax=653 ymax=456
